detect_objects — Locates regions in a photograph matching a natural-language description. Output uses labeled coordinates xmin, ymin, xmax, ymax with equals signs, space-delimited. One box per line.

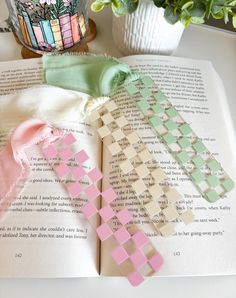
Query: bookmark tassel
xmin=0 ymin=119 xmax=62 ymax=217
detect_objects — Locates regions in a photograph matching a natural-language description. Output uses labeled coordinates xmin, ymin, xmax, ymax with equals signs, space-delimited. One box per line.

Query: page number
xmin=14 ymin=253 xmax=22 ymax=258
xmin=173 ymin=251 xmax=181 ymax=256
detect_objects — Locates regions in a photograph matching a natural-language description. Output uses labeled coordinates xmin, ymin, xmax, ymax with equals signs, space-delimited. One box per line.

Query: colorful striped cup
xmin=0 ymin=0 xmax=88 ymax=53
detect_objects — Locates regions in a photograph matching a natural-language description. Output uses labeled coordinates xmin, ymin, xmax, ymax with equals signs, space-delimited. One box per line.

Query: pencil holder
xmin=0 ymin=0 xmax=88 ymax=54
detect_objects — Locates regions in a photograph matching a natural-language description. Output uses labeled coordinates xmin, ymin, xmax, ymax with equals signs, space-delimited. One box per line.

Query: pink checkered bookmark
xmin=42 ymin=133 xmax=163 ymax=286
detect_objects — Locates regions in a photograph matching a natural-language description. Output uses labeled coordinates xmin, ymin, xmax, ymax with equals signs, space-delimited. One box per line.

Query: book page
xmin=0 ymin=58 xmax=43 ymax=95
xmin=101 ymin=55 xmax=236 ymax=277
xmin=0 ymin=59 xmax=101 ymax=277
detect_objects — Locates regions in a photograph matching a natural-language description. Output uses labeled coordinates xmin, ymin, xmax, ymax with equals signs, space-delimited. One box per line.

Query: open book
xmin=0 ymin=55 xmax=235 ymax=278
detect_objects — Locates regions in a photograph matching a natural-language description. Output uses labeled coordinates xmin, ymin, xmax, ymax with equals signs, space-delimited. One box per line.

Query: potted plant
xmin=91 ymin=0 xmax=236 ymax=55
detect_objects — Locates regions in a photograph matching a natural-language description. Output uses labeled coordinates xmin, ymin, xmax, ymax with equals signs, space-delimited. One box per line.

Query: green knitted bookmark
xmin=124 ymin=75 xmax=234 ymax=203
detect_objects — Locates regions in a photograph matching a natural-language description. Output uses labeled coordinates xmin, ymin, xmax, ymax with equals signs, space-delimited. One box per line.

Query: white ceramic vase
xmin=112 ymin=0 xmax=185 ymax=55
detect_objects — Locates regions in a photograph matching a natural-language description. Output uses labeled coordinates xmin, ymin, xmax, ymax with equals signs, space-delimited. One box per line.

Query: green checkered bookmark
xmin=124 ymin=75 xmax=234 ymax=203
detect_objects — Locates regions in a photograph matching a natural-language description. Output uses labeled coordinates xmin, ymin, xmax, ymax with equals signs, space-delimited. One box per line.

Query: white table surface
xmin=0 ymin=1 xmax=236 ymax=298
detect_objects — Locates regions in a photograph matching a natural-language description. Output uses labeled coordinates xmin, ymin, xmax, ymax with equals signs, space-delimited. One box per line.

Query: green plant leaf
xmin=205 ymin=0 xmax=213 ymax=18
xmin=111 ymin=0 xmax=128 ymax=16
xmin=212 ymin=10 xmax=224 ymax=19
xmin=125 ymin=0 xmax=139 ymax=13
xmin=213 ymin=0 xmax=226 ymax=5
xmin=223 ymin=8 xmax=229 ymax=23
xmin=191 ymin=16 xmax=205 ymax=24
xmin=211 ymin=5 xmax=222 ymax=14
xmin=181 ymin=1 xmax=194 ymax=10
xmin=164 ymin=6 xmax=180 ymax=24
xmin=153 ymin=0 xmax=166 ymax=8
xmin=91 ymin=1 xmax=105 ymax=12
xmin=189 ymin=2 xmax=206 ymax=18
xmin=181 ymin=15 xmax=191 ymax=27
xmin=233 ymin=15 xmax=236 ymax=28
xmin=111 ymin=0 xmax=121 ymax=9
xmin=229 ymin=0 xmax=236 ymax=5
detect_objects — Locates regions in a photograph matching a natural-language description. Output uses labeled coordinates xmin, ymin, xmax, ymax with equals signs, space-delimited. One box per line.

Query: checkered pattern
xmin=124 ymin=75 xmax=234 ymax=203
xmin=90 ymin=100 xmax=194 ymax=237
xmin=42 ymin=133 xmax=163 ymax=287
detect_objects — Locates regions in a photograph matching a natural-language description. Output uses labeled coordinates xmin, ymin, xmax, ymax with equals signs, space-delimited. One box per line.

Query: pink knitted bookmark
xmin=42 ymin=133 xmax=163 ymax=286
